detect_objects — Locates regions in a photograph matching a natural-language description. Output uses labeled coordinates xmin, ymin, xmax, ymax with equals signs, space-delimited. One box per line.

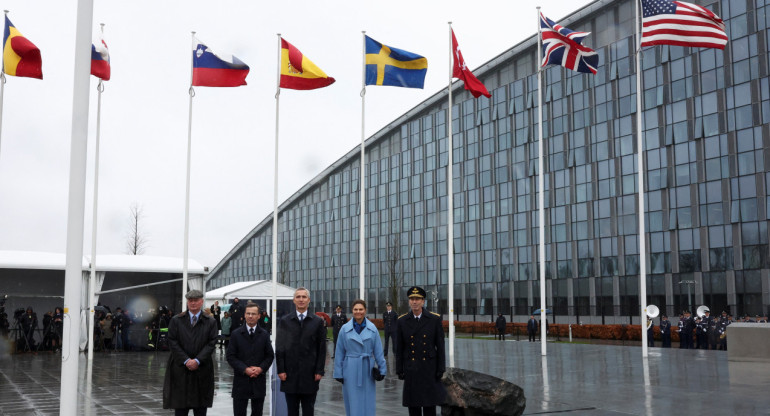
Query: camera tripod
xmin=12 ymin=317 xmax=38 ymax=353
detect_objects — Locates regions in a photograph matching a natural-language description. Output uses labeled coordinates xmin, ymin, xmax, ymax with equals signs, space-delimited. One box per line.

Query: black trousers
xmin=528 ymin=332 xmax=536 ymax=342
xmin=174 ymin=408 xmax=206 ymax=416
xmin=496 ymin=329 xmax=505 ymax=340
xmin=383 ymin=330 xmax=395 ymax=355
xmin=285 ymin=392 xmax=316 ymax=416
xmin=408 ymin=406 xmax=437 ymax=416
xmin=233 ymin=397 xmax=265 ymax=416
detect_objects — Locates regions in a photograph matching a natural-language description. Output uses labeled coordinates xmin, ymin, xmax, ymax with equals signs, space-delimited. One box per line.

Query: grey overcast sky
xmin=0 ymin=0 xmax=594 ymax=268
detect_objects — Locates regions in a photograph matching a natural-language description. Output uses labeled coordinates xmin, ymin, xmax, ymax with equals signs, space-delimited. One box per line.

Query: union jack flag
xmin=539 ymin=13 xmax=598 ymax=75
xmin=641 ymin=0 xmax=727 ymax=49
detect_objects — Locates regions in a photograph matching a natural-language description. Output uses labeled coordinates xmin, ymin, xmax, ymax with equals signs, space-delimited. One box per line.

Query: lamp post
xmin=678 ymin=280 xmax=696 ymax=312
xmin=427 ymin=289 xmax=439 ymax=313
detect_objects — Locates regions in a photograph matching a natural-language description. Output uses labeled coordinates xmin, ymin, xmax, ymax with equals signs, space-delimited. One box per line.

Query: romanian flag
xmin=365 ymin=36 xmax=426 ymax=89
xmin=3 ymin=15 xmax=42 ymax=79
xmin=91 ymin=37 xmax=110 ymax=81
xmin=192 ymin=37 xmax=249 ymax=87
xmin=279 ymin=38 xmax=335 ymax=90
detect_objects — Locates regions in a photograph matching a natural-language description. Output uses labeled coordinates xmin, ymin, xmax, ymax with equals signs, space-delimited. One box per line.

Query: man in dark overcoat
xmin=383 ymin=301 xmax=398 ymax=356
xmin=526 ymin=315 xmax=538 ymax=342
xmin=163 ymin=290 xmax=218 ymax=416
xmin=396 ymin=286 xmax=446 ymax=416
xmin=495 ymin=313 xmax=507 ymax=341
xmin=330 ymin=304 xmax=347 ymax=357
xmin=276 ymin=287 xmax=326 ymax=416
xmin=226 ymin=302 xmax=274 ymax=416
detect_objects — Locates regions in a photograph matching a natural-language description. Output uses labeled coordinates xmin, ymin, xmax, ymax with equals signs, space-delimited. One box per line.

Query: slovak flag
xmin=90 ymin=37 xmax=110 ymax=81
xmin=192 ymin=37 xmax=249 ymax=87
xmin=540 ymin=12 xmax=598 ymax=74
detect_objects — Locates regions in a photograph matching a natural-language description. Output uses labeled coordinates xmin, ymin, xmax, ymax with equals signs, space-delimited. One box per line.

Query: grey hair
xmin=295 ymin=287 xmax=310 ymax=298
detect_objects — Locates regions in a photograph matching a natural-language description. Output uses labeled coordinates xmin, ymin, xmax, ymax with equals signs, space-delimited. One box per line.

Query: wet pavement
xmin=0 ymin=338 xmax=769 ymax=415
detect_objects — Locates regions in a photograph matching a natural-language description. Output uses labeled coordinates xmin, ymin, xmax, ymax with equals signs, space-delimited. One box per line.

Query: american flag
xmin=641 ymin=0 xmax=727 ymax=49
xmin=540 ymin=13 xmax=598 ymax=75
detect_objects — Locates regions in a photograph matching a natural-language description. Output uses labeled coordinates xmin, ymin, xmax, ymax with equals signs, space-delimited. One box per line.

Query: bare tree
xmin=279 ymin=250 xmax=290 ymax=285
xmin=126 ymin=202 xmax=148 ymax=255
xmin=386 ymin=234 xmax=404 ymax=313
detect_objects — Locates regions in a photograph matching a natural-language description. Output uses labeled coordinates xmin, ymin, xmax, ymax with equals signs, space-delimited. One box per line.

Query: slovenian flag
xmin=91 ymin=37 xmax=110 ymax=81
xmin=192 ymin=37 xmax=249 ymax=87
xmin=3 ymin=15 xmax=42 ymax=79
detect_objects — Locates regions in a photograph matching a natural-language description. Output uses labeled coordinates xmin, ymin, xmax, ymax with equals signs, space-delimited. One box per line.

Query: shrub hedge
xmin=368 ymin=318 xmax=683 ymax=341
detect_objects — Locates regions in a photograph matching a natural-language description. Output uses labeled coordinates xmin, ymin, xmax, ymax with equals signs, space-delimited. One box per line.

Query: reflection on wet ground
xmin=0 ymin=338 xmax=768 ymax=415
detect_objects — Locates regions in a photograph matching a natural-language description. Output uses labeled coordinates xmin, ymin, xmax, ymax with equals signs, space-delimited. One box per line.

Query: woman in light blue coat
xmin=333 ymin=299 xmax=387 ymax=416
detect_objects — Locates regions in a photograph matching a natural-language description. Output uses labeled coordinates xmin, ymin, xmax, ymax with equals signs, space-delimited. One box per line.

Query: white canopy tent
xmin=204 ymin=280 xmax=296 ymax=304
xmin=0 ymin=250 xmax=206 ymax=352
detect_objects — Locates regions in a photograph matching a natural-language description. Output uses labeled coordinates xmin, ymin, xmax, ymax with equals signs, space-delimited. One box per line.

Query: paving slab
xmin=0 ymin=338 xmax=768 ymax=415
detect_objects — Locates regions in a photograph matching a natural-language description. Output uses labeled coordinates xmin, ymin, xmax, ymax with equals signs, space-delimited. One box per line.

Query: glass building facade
xmin=206 ymin=0 xmax=770 ymax=323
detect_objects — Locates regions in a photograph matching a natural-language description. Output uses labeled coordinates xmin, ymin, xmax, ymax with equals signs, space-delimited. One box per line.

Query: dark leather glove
xmin=435 ymin=371 xmax=444 ymax=381
xmin=335 ymin=378 xmax=344 ymax=384
xmin=372 ymin=366 xmax=385 ymax=381
xmin=397 ymin=373 xmax=405 ymax=380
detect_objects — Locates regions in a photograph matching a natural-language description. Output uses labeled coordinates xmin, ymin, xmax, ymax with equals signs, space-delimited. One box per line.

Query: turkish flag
xmin=451 ymin=29 xmax=490 ymax=99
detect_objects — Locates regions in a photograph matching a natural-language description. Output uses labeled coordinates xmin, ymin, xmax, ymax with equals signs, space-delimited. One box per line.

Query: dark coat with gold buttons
xmin=395 ymin=307 xmax=447 ymax=407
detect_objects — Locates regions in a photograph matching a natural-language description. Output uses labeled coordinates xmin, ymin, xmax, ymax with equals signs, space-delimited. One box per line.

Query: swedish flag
xmin=365 ymin=36 xmax=427 ymax=89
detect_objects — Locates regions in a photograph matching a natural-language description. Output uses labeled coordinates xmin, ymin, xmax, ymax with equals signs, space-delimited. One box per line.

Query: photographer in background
xmin=0 ymin=295 xmax=9 ymax=337
xmin=20 ymin=307 xmax=38 ymax=351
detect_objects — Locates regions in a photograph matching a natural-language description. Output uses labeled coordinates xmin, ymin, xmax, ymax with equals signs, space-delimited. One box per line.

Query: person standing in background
xmin=331 ymin=305 xmax=347 ymax=358
xmin=659 ymin=315 xmax=671 ymax=348
xmin=526 ymin=315 xmax=538 ymax=343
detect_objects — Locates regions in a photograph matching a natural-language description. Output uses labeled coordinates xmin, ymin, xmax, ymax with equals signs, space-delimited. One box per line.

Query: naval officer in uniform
xmin=395 ymin=286 xmax=446 ymax=416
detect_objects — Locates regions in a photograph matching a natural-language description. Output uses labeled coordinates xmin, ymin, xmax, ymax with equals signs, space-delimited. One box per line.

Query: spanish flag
xmin=280 ymin=38 xmax=335 ymax=90
xmin=3 ymin=16 xmax=42 ymax=79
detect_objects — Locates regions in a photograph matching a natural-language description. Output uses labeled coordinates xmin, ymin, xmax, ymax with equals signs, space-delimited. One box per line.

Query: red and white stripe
xmin=642 ymin=1 xmax=727 ymax=49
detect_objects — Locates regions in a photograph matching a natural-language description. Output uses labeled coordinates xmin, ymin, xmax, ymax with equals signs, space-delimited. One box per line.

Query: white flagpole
xmin=447 ymin=22 xmax=456 ymax=368
xmin=271 ymin=33 xmax=281 ymax=345
xmin=536 ymin=7 xmax=547 ymax=357
xmin=635 ymin=0 xmax=649 ymax=358
xmin=61 ymin=0 xmax=94 ymax=413
xmin=0 ymin=71 xmax=4 ymax=167
xmin=0 ymin=10 xmax=8 ymax=161
xmin=359 ymin=31 xmax=367 ymax=302
xmin=87 ymin=24 xmax=106 ymax=362
xmin=182 ymin=31 xmax=196 ymax=312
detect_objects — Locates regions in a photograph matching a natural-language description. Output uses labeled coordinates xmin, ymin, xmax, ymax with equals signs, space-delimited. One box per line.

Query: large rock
xmin=440 ymin=368 xmax=526 ymax=416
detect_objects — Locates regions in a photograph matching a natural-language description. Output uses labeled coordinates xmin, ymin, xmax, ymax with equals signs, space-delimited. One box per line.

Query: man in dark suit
xmin=526 ymin=315 xmax=538 ymax=342
xmin=226 ymin=303 xmax=274 ymax=416
xmin=382 ymin=302 xmax=397 ymax=356
xmin=162 ymin=290 xmax=218 ymax=416
xmin=276 ymin=287 xmax=326 ymax=416
xmin=396 ymin=286 xmax=446 ymax=416
xmin=229 ymin=298 xmax=244 ymax=331
xmin=330 ymin=305 xmax=347 ymax=357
